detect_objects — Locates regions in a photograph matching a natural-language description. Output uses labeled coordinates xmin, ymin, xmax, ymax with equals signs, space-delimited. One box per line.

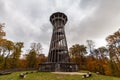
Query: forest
xmin=0 ymin=23 xmax=120 ymax=77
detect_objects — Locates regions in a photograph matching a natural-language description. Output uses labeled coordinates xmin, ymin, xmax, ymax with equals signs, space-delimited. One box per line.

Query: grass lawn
xmin=0 ymin=71 xmax=120 ymax=80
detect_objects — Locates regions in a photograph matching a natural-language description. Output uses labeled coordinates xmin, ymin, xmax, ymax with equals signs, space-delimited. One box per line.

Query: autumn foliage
xmin=0 ymin=24 xmax=46 ymax=71
xmin=0 ymin=23 xmax=120 ymax=77
xmin=69 ymin=29 xmax=120 ymax=77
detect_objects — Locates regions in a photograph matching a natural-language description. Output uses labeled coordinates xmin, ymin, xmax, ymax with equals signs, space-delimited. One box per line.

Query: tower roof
xmin=50 ymin=12 xmax=67 ymax=25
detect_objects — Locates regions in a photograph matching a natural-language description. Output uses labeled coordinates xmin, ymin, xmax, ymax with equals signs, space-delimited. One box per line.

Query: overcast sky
xmin=0 ymin=0 xmax=120 ymax=55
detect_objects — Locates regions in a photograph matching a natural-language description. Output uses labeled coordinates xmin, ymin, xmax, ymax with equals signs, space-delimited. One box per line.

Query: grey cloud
xmin=0 ymin=0 xmax=5 ymax=15
xmin=1 ymin=0 xmax=120 ymax=55
xmin=79 ymin=0 xmax=100 ymax=10
xmin=67 ymin=0 xmax=120 ymax=44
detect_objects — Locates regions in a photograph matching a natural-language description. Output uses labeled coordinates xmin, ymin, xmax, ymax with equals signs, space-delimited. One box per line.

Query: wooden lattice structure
xmin=39 ymin=12 xmax=78 ymax=72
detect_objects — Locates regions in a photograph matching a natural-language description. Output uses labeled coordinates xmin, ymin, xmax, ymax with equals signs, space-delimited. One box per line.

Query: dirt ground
xmin=51 ymin=72 xmax=87 ymax=75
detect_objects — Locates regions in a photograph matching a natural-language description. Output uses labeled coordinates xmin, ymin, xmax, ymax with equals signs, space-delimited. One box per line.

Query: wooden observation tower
xmin=39 ymin=12 xmax=78 ymax=72
xmin=48 ymin=12 xmax=70 ymax=63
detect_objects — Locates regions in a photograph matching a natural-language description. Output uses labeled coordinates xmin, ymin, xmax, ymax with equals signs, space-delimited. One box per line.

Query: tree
xmin=86 ymin=40 xmax=95 ymax=55
xmin=0 ymin=39 xmax=14 ymax=69
xmin=69 ymin=44 xmax=87 ymax=57
xmin=3 ymin=40 xmax=14 ymax=69
xmin=30 ymin=42 xmax=42 ymax=56
xmin=0 ymin=23 xmax=15 ymax=69
xmin=26 ymin=42 xmax=43 ymax=69
xmin=69 ymin=44 xmax=87 ymax=69
xmin=36 ymin=54 xmax=47 ymax=68
xmin=0 ymin=23 xmax=6 ymax=39
xmin=98 ymin=47 xmax=108 ymax=60
xmin=106 ymin=29 xmax=120 ymax=76
xmin=106 ymin=35 xmax=120 ymax=63
xmin=0 ymin=23 xmax=6 ymax=69
xmin=11 ymin=42 xmax=24 ymax=68
xmin=96 ymin=47 xmax=108 ymax=74
xmin=26 ymin=49 xmax=37 ymax=68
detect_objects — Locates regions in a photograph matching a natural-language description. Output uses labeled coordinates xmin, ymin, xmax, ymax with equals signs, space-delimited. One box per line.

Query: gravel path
xmin=51 ymin=72 xmax=87 ymax=75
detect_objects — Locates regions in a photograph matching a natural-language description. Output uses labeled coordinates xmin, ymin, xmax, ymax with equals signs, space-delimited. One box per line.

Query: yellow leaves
xmin=69 ymin=44 xmax=87 ymax=58
xmin=0 ymin=38 xmax=14 ymax=50
xmin=117 ymin=46 xmax=120 ymax=52
xmin=103 ymin=64 xmax=111 ymax=75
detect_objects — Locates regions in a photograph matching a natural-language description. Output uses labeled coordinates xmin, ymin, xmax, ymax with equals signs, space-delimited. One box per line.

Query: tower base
xmin=38 ymin=62 xmax=79 ymax=72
